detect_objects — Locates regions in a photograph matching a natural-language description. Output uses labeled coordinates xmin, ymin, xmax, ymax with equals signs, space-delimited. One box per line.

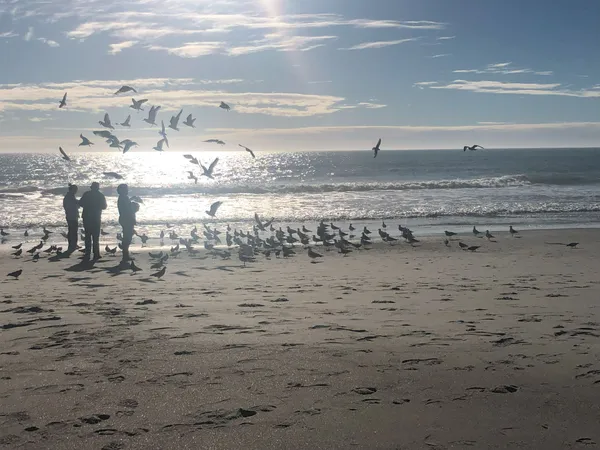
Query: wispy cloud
xmin=342 ymin=38 xmax=419 ymax=50
xmin=429 ymin=53 xmax=451 ymax=58
xmin=452 ymin=62 xmax=553 ymax=76
xmin=37 ymin=37 xmax=59 ymax=47
xmin=149 ymin=41 xmax=224 ymax=58
xmin=415 ymin=79 xmax=600 ymax=98
xmin=437 ymin=36 xmax=455 ymax=40
xmin=0 ymin=78 xmax=385 ymax=117
xmin=0 ymin=31 xmax=18 ymax=38
xmin=227 ymin=34 xmax=336 ymax=56
xmin=108 ymin=40 xmax=137 ymax=55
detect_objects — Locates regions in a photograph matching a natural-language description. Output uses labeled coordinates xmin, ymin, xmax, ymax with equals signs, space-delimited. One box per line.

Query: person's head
xmin=90 ymin=182 xmax=100 ymax=191
xmin=117 ymin=183 xmax=129 ymax=196
xmin=68 ymin=184 xmax=78 ymax=194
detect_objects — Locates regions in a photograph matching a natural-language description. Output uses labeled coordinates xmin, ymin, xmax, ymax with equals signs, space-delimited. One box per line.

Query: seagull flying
xmin=120 ymin=115 xmax=131 ymax=127
xmin=239 ymin=144 xmax=255 ymax=158
xmin=98 ymin=113 xmax=114 ymax=129
xmin=59 ymin=92 xmax=67 ymax=108
xmin=206 ymin=201 xmax=223 ymax=218
xmin=219 ymin=101 xmax=231 ymax=111
xmin=121 ymin=139 xmax=138 ymax=154
xmin=115 ymin=85 xmax=137 ymax=95
xmin=183 ymin=114 xmax=196 ymax=128
xmin=169 ymin=109 xmax=183 ymax=131
xmin=79 ymin=134 xmax=94 ymax=146
xmin=187 ymin=171 xmax=198 ymax=184
xmin=159 ymin=120 xmax=170 ymax=147
xmin=151 ymin=266 xmax=166 ymax=279
xmin=59 ymin=147 xmax=70 ymax=161
xmin=144 ymin=105 xmax=160 ymax=126
xmin=372 ymin=138 xmax=381 ymax=158
xmin=464 ymin=144 xmax=484 ymax=151
xmin=200 ymin=157 xmax=219 ymax=179
xmin=183 ymin=154 xmax=199 ymax=165
xmin=130 ymin=98 xmax=148 ymax=111
xmin=204 ymin=139 xmax=225 ymax=145
xmin=153 ymin=138 xmax=167 ymax=152
xmin=254 ymin=213 xmax=274 ymax=231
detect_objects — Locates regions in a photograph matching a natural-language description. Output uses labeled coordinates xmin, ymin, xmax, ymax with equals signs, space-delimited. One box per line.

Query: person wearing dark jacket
xmin=78 ymin=182 xmax=107 ymax=260
xmin=117 ymin=184 xmax=138 ymax=263
xmin=63 ymin=184 xmax=80 ymax=253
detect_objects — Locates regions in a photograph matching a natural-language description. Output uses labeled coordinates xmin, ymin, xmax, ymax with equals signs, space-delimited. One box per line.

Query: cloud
xmin=37 ymin=37 xmax=59 ymax=47
xmin=342 ymin=38 xmax=419 ymax=50
xmin=149 ymin=41 xmax=224 ymax=58
xmin=29 ymin=116 xmax=52 ymax=122
xmin=437 ymin=36 xmax=455 ymax=40
xmin=108 ymin=40 xmax=137 ymax=54
xmin=0 ymin=78 xmax=382 ymax=117
xmin=227 ymin=34 xmax=336 ymax=56
xmin=416 ymin=79 xmax=600 ymax=98
xmin=452 ymin=62 xmax=553 ymax=76
xmin=429 ymin=53 xmax=451 ymax=58
xmin=24 ymin=27 xmax=34 ymax=41
xmin=0 ymin=31 xmax=18 ymax=38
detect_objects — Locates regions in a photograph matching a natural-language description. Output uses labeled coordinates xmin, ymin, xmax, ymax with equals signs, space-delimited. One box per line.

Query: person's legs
xmin=121 ymin=225 xmax=133 ymax=262
xmin=91 ymin=221 xmax=101 ymax=259
xmin=83 ymin=221 xmax=92 ymax=258
xmin=67 ymin=219 xmax=78 ymax=252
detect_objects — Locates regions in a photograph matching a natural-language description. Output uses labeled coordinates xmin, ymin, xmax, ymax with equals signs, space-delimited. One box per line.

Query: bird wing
xmin=62 ymin=93 xmax=67 ymax=102
xmin=208 ymin=157 xmax=219 ymax=173
xmin=59 ymin=147 xmax=70 ymax=161
xmin=375 ymin=138 xmax=381 ymax=149
xmin=210 ymin=201 xmax=223 ymax=215
xmin=474 ymin=145 xmax=484 ymax=149
xmin=183 ymin=154 xmax=194 ymax=159
xmin=254 ymin=213 xmax=263 ymax=228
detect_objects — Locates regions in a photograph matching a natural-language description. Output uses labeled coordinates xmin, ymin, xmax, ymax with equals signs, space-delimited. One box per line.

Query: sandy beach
xmin=1 ymin=228 xmax=600 ymax=450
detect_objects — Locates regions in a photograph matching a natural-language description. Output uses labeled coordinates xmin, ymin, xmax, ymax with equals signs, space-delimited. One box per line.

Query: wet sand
xmin=1 ymin=228 xmax=600 ymax=449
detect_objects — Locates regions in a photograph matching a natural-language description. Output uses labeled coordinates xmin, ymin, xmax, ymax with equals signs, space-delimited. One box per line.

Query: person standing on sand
xmin=78 ymin=182 xmax=107 ymax=260
xmin=117 ymin=184 xmax=138 ymax=263
xmin=63 ymin=184 xmax=79 ymax=254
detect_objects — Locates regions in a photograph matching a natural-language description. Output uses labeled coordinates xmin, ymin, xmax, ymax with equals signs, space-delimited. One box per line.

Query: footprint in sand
xmin=353 ymin=387 xmax=377 ymax=395
xmin=491 ymin=385 xmax=519 ymax=394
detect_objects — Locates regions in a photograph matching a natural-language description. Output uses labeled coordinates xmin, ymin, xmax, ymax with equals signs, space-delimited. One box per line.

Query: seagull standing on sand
xmin=372 ymin=138 xmax=381 ymax=158
xmin=59 ymin=92 xmax=67 ymax=108
xmin=7 ymin=269 xmax=22 ymax=279
xmin=308 ymin=248 xmax=323 ymax=260
xmin=183 ymin=114 xmax=196 ymax=128
xmin=169 ymin=109 xmax=183 ymax=131
xmin=114 ymin=85 xmax=137 ymax=95
xmin=120 ymin=115 xmax=131 ymax=127
xmin=59 ymin=147 xmax=71 ymax=161
xmin=219 ymin=101 xmax=231 ymax=111
xmin=473 ymin=226 xmax=482 ymax=236
xmin=206 ymin=201 xmax=223 ymax=218
xmin=485 ymin=230 xmax=495 ymax=241
xmin=464 ymin=144 xmax=484 ymax=151
xmin=130 ymin=98 xmax=148 ymax=111
xmin=79 ymin=134 xmax=94 ymax=146
xmin=151 ymin=266 xmax=166 ymax=279
xmin=200 ymin=158 xmax=219 ymax=179
xmin=144 ymin=105 xmax=160 ymax=126
xmin=239 ymin=144 xmax=255 ymax=158
xmin=509 ymin=226 xmax=518 ymax=237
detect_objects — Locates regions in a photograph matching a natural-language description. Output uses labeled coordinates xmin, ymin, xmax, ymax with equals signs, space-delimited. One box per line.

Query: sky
xmin=1 ymin=0 xmax=599 ymax=153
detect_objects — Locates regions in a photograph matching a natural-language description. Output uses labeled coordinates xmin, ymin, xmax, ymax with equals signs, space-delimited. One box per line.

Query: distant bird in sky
xmin=372 ymin=138 xmax=381 ymax=158
xmin=99 ymin=113 xmax=114 ymax=129
xmin=7 ymin=269 xmax=22 ymax=279
xmin=183 ymin=114 xmax=196 ymax=128
xmin=464 ymin=144 xmax=484 ymax=151
xmin=144 ymin=105 xmax=160 ymax=126
xmin=204 ymin=139 xmax=225 ymax=145
xmin=103 ymin=172 xmax=123 ymax=179
xmin=187 ymin=171 xmax=198 ymax=184
xmin=239 ymin=144 xmax=255 ymax=158
xmin=219 ymin=101 xmax=230 ymax=111
xmin=59 ymin=147 xmax=70 ymax=161
xmin=200 ymin=157 xmax=219 ymax=179
xmin=59 ymin=92 xmax=67 ymax=108
xmin=115 ymin=85 xmax=137 ymax=95
xmin=121 ymin=139 xmax=138 ymax=154
xmin=120 ymin=115 xmax=131 ymax=127
xmin=79 ymin=134 xmax=93 ymax=146
xmin=169 ymin=109 xmax=183 ymax=131
xmin=206 ymin=201 xmax=223 ymax=218
xmin=153 ymin=138 xmax=167 ymax=152
xmin=130 ymin=98 xmax=147 ymax=111
xmin=159 ymin=120 xmax=169 ymax=147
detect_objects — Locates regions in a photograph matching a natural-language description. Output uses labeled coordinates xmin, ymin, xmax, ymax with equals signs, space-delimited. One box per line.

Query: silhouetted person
xmin=78 ymin=182 xmax=107 ymax=260
xmin=63 ymin=184 xmax=79 ymax=253
xmin=117 ymin=184 xmax=138 ymax=263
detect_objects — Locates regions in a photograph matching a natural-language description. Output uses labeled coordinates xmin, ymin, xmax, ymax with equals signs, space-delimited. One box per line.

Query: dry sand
xmin=1 ymin=229 xmax=600 ymax=450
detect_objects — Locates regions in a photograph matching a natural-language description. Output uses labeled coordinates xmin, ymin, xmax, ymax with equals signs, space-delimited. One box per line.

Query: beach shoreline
xmin=1 ymin=228 xmax=600 ymax=449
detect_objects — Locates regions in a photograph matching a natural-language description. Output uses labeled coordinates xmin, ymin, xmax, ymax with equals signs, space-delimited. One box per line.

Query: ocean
xmin=1 ymin=148 xmax=599 ymax=240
